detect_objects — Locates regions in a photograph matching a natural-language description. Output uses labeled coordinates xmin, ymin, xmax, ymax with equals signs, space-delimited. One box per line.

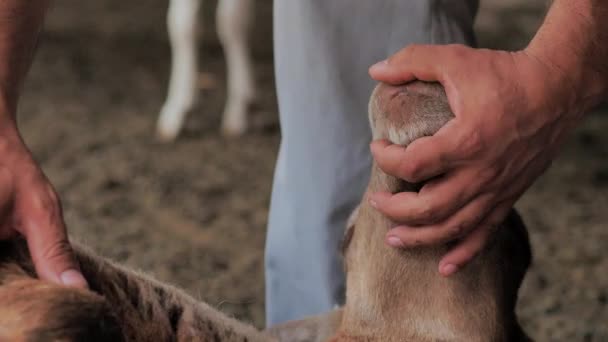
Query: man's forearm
xmin=526 ymin=0 xmax=608 ymax=112
xmin=0 ymin=0 xmax=49 ymax=117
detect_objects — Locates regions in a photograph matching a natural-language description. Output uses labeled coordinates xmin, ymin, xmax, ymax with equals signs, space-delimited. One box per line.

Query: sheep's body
xmin=157 ymin=0 xmax=255 ymax=141
xmin=0 ymin=82 xmax=531 ymax=341
xmin=0 ymin=238 xmax=272 ymax=341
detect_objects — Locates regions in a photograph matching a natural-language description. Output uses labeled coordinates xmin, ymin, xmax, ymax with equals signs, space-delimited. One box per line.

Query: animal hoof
xmin=220 ymin=105 xmax=248 ymax=137
xmin=156 ymin=106 xmax=188 ymax=142
xmin=220 ymin=120 xmax=247 ymax=137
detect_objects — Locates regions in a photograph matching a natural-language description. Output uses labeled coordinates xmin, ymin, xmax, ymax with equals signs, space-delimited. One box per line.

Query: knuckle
xmin=479 ymin=165 xmax=500 ymax=184
xmin=448 ymin=224 xmax=465 ymax=238
xmin=36 ymin=183 xmax=63 ymax=218
xmin=400 ymin=161 xmax=422 ymax=182
xmin=392 ymin=44 xmax=421 ymax=64
xmin=402 ymin=44 xmax=420 ymax=56
xmin=470 ymin=242 xmax=486 ymax=259
xmin=458 ymin=128 xmax=483 ymax=158
xmin=43 ymin=182 xmax=61 ymax=206
xmin=447 ymin=44 xmax=469 ymax=58
xmin=42 ymin=239 xmax=74 ymax=264
xmin=397 ymin=232 xmax=421 ymax=247
xmin=45 ymin=192 xmax=61 ymax=212
xmin=447 ymin=219 xmax=474 ymax=239
xmin=414 ymin=202 xmax=436 ymax=222
xmin=404 ymin=237 xmax=424 ymax=247
xmin=26 ymin=179 xmax=62 ymax=210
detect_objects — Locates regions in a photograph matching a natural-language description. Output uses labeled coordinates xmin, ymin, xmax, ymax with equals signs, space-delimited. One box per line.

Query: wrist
xmin=0 ymin=99 xmax=24 ymax=162
xmin=525 ymin=43 xmax=605 ymax=115
xmin=0 ymin=96 xmax=18 ymax=136
xmin=525 ymin=0 xmax=607 ymax=113
xmin=0 ymin=124 xmax=34 ymax=181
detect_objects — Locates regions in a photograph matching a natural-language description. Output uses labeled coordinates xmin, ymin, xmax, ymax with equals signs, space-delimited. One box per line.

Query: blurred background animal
xmin=157 ymin=0 xmax=255 ymax=141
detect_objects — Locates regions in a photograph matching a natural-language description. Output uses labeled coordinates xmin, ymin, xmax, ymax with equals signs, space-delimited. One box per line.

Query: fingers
xmin=370 ymin=120 xmax=482 ymax=182
xmin=370 ymin=166 xmax=490 ymax=225
xmin=369 ymin=44 xmax=446 ymax=84
xmin=371 ymin=139 xmax=449 ymax=183
xmin=370 ymin=44 xmax=472 ymax=83
xmin=383 ymin=193 xmax=494 ymax=247
xmin=19 ymin=182 xmax=87 ymax=288
xmin=369 ymin=44 xmax=472 ymax=119
xmin=371 ymin=133 xmax=457 ymax=183
xmin=438 ymin=202 xmax=512 ymax=277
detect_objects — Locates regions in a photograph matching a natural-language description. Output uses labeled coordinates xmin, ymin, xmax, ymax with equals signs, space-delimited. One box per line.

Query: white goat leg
xmin=217 ymin=0 xmax=254 ymax=136
xmin=157 ymin=0 xmax=201 ymax=142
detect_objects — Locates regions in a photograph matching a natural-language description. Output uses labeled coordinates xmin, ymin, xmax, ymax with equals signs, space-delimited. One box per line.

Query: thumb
xmin=19 ymin=187 xmax=87 ymax=288
xmin=369 ymin=44 xmax=445 ymax=85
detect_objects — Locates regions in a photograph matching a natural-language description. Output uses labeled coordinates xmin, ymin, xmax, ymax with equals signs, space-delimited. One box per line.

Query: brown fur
xmin=334 ymin=82 xmax=531 ymax=342
xmin=0 ymin=81 xmax=531 ymax=341
xmin=0 ymin=238 xmax=272 ymax=341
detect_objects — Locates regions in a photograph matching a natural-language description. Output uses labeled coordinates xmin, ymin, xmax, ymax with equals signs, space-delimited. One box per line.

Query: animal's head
xmin=336 ymin=82 xmax=531 ymax=341
xmin=343 ymin=81 xmax=456 ymax=288
xmin=368 ymin=82 xmax=453 ymax=146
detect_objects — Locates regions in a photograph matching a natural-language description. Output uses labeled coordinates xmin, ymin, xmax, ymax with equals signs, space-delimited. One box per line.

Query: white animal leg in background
xmin=217 ymin=0 xmax=255 ymax=136
xmin=157 ymin=0 xmax=201 ymax=142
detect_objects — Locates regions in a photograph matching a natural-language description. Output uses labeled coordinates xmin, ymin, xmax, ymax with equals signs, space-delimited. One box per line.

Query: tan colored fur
xmin=0 ymin=238 xmax=272 ymax=341
xmin=332 ymin=82 xmax=531 ymax=342
xmin=0 ymin=82 xmax=530 ymax=341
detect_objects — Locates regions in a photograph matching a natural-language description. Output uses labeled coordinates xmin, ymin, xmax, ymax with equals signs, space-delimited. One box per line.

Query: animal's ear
xmin=341 ymin=206 xmax=359 ymax=256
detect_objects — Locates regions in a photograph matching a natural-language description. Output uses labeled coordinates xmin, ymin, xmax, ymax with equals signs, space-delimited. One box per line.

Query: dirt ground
xmin=17 ymin=0 xmax=607 ymax=340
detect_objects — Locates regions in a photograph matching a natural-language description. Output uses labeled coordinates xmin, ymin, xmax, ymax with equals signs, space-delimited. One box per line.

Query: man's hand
xmin=367 ymin=0 xmax=608 ymax=277
xmin=368 ymin=45 xmax=578 ymax=276
xmin=0 ymin=0 xmax=87 ymax=287
xmin=0 ymin=126 xmax=87 ymax=287
xmin=370 ymin=45 xmax=578 ymax=275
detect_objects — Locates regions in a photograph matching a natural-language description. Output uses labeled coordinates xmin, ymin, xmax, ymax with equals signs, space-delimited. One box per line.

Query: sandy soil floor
xmin=17 ymin=1 xmax=607 ymax=340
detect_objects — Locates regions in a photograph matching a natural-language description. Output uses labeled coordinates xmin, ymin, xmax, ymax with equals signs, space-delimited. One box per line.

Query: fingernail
xmin=368 ymin=192 xmax=384 ymax=208
xmin=60 ymin=269 xmax=88 ymax=288
xmin=386 ymin=236 xmax=403 ymax=247
xmin=440 ymin=263 xmax=458 ymax=277
xmin=370 ymin=192 xmax=394 ymax=210
xmin=370 ymin=59 xmax=388 ymax=71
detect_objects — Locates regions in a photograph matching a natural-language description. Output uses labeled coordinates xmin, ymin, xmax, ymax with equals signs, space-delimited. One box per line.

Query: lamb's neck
xmin=366 ymin=162 xmax=418 ymax=194
xmin=341 ymin=165 xmax=465 ymax=340
xmin=364 ymin=164 xmax=447 ymax=257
